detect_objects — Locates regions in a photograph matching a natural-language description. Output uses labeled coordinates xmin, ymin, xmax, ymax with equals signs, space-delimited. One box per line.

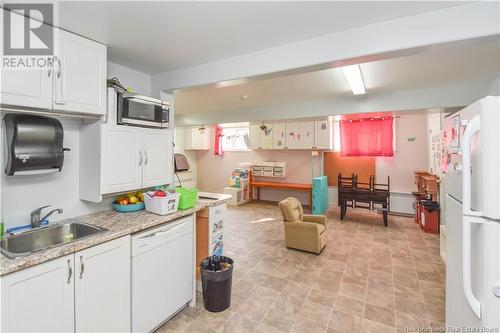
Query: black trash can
xmin=200 ymin=255 xmax=233 ymax=312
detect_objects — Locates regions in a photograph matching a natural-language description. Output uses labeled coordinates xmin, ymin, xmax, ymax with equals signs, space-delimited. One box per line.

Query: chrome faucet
xmin=30 ymin=205 xmax=64 ymax=229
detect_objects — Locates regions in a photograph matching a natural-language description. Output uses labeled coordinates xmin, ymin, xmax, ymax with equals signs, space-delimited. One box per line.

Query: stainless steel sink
xmin=1 ymin=222 xmax=108 ymax=259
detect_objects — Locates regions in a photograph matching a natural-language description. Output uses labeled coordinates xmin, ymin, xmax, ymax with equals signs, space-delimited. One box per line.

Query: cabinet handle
xmin=144 ymin=151 xmax=148 ymax=165
xmin=53 ymin=56 xmax=65 ymax=104
xmin=55 ymin=56 xmax=62 ymax=79
xmin=67 ymin=259 xmax=72 ymax=284
xmin=79 ymin=255 xmax=85 ymax=279
xmin=139 ymin=151 xmax=143 ymax=166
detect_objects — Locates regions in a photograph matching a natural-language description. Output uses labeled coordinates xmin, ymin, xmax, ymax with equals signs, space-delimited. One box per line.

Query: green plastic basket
xmin=175 ymin=187 xmax=198 ymax=210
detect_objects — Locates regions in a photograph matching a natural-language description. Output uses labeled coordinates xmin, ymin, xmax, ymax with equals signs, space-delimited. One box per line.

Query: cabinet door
xmin=272 ymin=122 xmax=286 ymax=149
xmin=1 ymin=255 xmax=74 ymax=333
xmin=315 ymin=120 xmax=331 ymax=149
xmin=54 ymin=29 xmax=106 ymax=115
xmin=143 ymin=129 xmax=174 ymax=187
xmin=300 ymin=121 xmax=315 ymax=149
xmin=285 ymin=122 xmax=301 ymax=149
xmin=75 ymin=236 xmax=131 ymax=333
xmin=0 ymin=12 xmax=53 ymax=110
xmin=101 ymin=124 xmax=143 ymax=194
xmin=249 ymin=124 xmax=262 ymax=150
xmin=183 ymin=128 xmax=194 ymax=150
xmin=192 ymin=128 xmax=210 ymax=150
xmin=260 ymin=123 xmax=273 ymax=149
xmin=1 ymin=69 xmax=53 ymax=110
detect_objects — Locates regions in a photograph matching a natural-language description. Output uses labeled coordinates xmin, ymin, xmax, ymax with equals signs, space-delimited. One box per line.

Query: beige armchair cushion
xmin=279 ymin=197 xmax=326 ymax=254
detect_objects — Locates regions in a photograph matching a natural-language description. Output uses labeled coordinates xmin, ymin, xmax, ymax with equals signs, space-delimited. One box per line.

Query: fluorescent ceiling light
xmin=341 ymin=64 xmax=365 ymax=95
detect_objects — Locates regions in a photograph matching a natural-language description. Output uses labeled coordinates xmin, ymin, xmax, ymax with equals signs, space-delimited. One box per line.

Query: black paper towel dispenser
xmin=3 ymin=113 xmax=69 ymax=176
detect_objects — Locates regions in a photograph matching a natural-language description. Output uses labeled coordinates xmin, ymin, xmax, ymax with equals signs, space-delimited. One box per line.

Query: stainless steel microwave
xmin=116 ymin=92 xmax=170 ymax=128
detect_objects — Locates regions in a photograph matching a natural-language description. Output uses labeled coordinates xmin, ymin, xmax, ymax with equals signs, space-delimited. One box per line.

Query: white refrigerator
xmin=443 ymin=96 xmax=500 ymax=329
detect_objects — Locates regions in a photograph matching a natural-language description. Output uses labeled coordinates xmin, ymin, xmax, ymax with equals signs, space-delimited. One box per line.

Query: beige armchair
xmin=278 ymin=197 xmax=326 ymax=254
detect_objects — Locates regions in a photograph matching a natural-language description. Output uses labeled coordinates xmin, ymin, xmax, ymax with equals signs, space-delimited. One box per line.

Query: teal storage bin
xmin=312 ymin=176 xmax=328 ymax=215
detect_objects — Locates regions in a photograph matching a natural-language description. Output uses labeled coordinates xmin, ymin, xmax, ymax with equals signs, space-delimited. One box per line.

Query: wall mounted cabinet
xmin=80 ymin=124 xmax=173 ymax=202
xmin=314 ymin=119 xmax=332 ymax=149
xmin=53 ymin=30 xmax=107 ymax=115
xmin=300 ymin=121 xmax=315 ymax=149
xmin=184 ymin=127 xmax=210 ymax=150
xmin=0 ymin=236 xmax=130 ymax=333
xmin=250 ymin=123 xmax=273 ymax=149
xmin=272 ymin=122 xmax=286 ymax=149
xmin=0 ymin=19 xmax=106 ymax=116
xmin=250 ymin=119 xmax=332 ymax=150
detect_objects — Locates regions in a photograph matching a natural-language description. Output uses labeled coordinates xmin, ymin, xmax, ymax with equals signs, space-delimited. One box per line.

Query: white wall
xmin=375 ymin=114 xmax=428 ymax=193
xmin=489 ymin=76 xmax=500 ymax=95
xmin=173 ymin=127 xmax=197 ymax=189
xmin=107 ymin=61 xmax=151 ymax=95
xmin=1 ymin=117 xmax=112 ymax=230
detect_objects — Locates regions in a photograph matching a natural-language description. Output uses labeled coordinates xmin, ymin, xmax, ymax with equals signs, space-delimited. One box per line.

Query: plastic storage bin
xmin=175 ymin=187 xmax=198 ymax=209
xmin=144 ymin=192 xmax=179 ymax=215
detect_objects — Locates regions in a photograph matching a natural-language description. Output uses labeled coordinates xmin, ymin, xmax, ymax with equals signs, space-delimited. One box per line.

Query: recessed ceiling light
xmin=240 ymin=94 xmax=248 ymax=101
xmin=341 ymin=64 xmax=365 ymax=95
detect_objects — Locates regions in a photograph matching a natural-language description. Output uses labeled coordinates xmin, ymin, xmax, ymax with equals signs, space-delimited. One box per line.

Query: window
xmin=221 ymin=126 xmax=250 ymax=151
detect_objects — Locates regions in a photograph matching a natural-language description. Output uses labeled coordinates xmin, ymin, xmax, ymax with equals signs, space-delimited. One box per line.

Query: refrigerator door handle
xmin=462 ymin=114 xmax=482 ymax=217
xmin=462 ymin=215 xmax=482 ymax=319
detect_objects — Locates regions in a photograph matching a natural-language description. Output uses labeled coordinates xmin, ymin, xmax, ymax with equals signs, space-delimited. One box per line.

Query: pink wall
xmin=196 ymin=128 xmax=317 ymax=204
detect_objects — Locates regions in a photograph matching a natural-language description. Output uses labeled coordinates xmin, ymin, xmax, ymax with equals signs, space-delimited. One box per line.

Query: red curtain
xmin=340 ymin=117 xmax=394 ymax=157
xmin=214 ymin=126 xmax=224 ymax=156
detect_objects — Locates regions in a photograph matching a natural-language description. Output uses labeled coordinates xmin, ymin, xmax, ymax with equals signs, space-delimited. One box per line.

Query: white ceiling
xmin=58 ymin=1 xmax=461 ymax=74
xmin=174 ymin=38 xmax=500 ymax=114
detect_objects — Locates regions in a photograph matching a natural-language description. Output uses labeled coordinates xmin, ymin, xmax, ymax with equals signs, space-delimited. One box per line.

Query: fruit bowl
xmin=112 ymin=202 xmax=145 ymax=213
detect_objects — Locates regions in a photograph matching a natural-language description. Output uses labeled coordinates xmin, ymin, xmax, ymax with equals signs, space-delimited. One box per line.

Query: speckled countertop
xmin=0 ymin=194 xmax=231 ymax=276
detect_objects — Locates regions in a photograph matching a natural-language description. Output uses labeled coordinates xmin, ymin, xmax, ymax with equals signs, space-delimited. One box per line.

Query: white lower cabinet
xmin=0 ymin=236 xmax=131 ymax=333
xmin=75 ymin=236 xmax=131 ymax=333
xmin=0 ymin=254 xmax=75 ymax=333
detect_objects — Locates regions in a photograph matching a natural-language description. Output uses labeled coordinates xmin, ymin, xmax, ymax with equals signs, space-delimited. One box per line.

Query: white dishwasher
xmin=131 ymin=216 xmax=194 ymax=333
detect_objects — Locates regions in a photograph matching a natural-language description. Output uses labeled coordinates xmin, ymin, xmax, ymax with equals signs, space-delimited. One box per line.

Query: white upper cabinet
xmin=142 ymin=129 xmax=174 ymax=188
xmin=184 ymin=127 xmax=210 ymax=150
xmin=75 ymin=236 xmax=130 ymax=333
xmin=1 ymin=254 xmax=75 ymax=333
xmin=285 ymin=122 xmax=301 ymax=149
xmin=260 ymin=123 xmax=273 ymax=149
xmin=314 ymin=119 xmax=332 ymax=149
xmin=1 ymin=68 xmax=53 ymax=110
xmin=249 ymin=124 xmax=262 ymax=150
xmin=0 ymin=18 xmax=106 ymax=116
xmin=0 ymin=11 xmax=53 ymax=110
xmin=300 ymin=121 xmax=315 ymax=149
xmin=272 ymin=122 xmax=286 ymax=149
xmin=250 ymin=123 xmax=273 ymax=149
xmin=80 ymin=124 xmax=174 ymax=202
xmin=54 ymin=29 xmax=107 ymax=115
xmin=100 ymin=125 xmax=143 ymax=194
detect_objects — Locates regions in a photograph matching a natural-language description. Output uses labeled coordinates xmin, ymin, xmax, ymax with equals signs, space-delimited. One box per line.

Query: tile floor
xmin=156 ymin=201 xmax=445 ymax=333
